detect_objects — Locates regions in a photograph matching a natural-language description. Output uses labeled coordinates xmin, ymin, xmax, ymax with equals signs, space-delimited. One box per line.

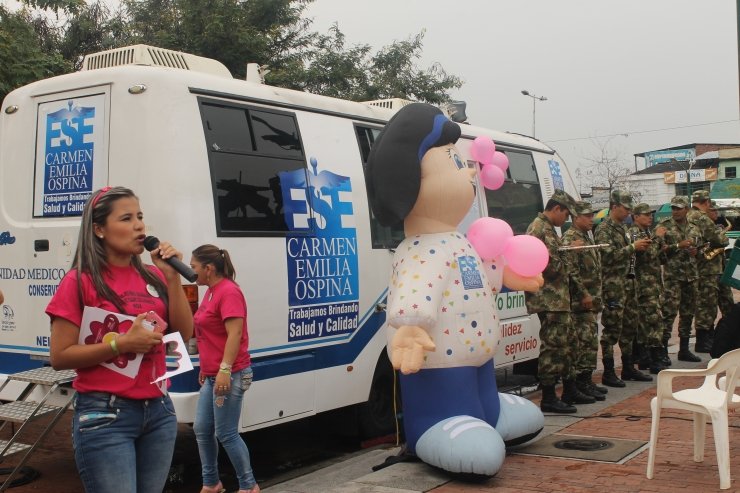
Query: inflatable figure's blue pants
xmin=400 ymin=359 xmax=500 ymax=453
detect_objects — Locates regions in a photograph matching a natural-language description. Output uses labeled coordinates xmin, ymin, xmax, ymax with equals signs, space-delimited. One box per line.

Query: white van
xmin=0 ymin=45 xmax=580 ymax=433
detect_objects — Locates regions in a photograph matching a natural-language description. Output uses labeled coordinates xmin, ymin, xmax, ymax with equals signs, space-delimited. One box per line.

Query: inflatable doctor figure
xmin=367 ymin=103 xmax=544 ymax=475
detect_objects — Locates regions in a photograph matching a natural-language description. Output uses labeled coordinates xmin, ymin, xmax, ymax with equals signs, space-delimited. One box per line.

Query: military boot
xmin=648 ymin=346 xmax=668 ymax=374
xmin=635 ymin=344 xmax=652 ymax=371
xmin=561 ymin=379 xmax=596 ymax=405
xmin=575 ymin=372 xmax=606 ymax=401
xmin=677 ymin=337 xmax=701 ymax=362
xmin=660 ymin=342 xmax=672 ymax=366
xmin=695 ymin=330 xmax=713 ymax=353
xmin=601 ymin=357 xmax=625 ymax=387
xmin=540 ymin=384 xmax=577 ymax=414
xmin=621 ymin=355 xmax=653 ymax=382
xmin=579 ymin=370 xmax=608 ymax=394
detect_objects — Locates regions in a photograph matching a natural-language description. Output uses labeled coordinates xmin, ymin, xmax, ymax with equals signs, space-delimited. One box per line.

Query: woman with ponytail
xmin=190 ymin=245 xmax=258 ymax=493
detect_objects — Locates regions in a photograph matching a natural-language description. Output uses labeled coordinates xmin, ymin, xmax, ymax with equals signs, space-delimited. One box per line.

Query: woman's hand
xmin=214 ymin=371 xmax=231 ymax=395
xmin=117 ymin=313 xmax=163 ymax=354
xmin=149 ymin=240 xmax=183 ymax=281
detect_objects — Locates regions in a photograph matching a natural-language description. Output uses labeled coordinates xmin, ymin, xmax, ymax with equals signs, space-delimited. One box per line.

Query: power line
xmin=545 ymin=118 xmax=740 ymax=143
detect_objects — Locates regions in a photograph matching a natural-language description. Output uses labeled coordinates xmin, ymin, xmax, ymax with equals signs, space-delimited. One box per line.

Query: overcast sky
xmin=305 ymin=0 xmax=740 ymax=190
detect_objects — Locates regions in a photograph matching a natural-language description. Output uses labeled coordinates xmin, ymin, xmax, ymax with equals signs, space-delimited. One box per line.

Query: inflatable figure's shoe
xmin=495 ymin=392 xmax=544 ymax=446
xmin=415 ymin=416 xmax=505 ymax=475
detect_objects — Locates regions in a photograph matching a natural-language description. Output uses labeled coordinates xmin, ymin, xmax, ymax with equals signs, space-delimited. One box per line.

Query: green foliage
xmin=2 ymin=0 xmax=462 ymax=105
xmin=19 ymin=0 xmax=85 ymax=14
xmin=60 ymin=2 xmax=131 ymax=70
xmin=272 ymin=26 xmax=462 ymax=103
xmin=0 ymin=6 xmax=70 ymax=102
xmin=122 ymin=0 xmax=316 ymax=80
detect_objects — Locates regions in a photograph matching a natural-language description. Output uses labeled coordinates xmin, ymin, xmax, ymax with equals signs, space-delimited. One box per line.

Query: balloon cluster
xmin=467 ymin=136 xmax=547 ymax=279
xmin=470 ymin=136 xmax=510 ymax=191
xmin=467 ymin=217 xmax=548 ymax=278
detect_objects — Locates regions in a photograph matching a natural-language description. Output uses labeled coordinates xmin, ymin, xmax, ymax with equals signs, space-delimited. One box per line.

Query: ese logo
xmin=2 ymin=305 xmax=13 ymax=319
xmin=0 ymin=231 xmax=16 ymax=245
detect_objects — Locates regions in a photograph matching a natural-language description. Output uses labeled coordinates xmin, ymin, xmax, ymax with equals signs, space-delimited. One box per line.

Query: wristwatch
xmin=219 ymin=362 xmax=232 ymax=373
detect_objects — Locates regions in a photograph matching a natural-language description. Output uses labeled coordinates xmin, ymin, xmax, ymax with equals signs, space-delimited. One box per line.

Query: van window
xmin=250 ymin=110 xmax=303 ymax=158
xmin=355 ymin=124 xmax=405 ymax=249
xmin=485 ymin=150 xmax=543 ymax=234
xmin=199 ymin=99 xmax=308 ymax=235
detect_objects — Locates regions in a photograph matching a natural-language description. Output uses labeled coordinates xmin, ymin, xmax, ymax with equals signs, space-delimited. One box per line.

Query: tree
xmin=60 ymin=1 xmax=131 ymax=70
xmin=363 ymin=31 xmax=463 ymax=104
xmin=273 ymin=24 xmax=462 ymax=103
xmin=0 ymin=6 xmax=70 ymax=102
xmin=2 ymin=0 xmax=463 ymax=105
xmin=580 ymin=135 xmax=637 ymax=199
xmin=122 ymin=0 xmax=316 ymax=81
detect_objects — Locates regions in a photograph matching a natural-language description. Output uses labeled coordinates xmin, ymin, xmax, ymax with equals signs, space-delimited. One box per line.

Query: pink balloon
xmin=491 ymin=151 xmax=509 ymax=172
xmin=467 ymin=217 xmax=513 ymax=260
xmin=503 ymin=235 xmax=549 ymax=277
xmin=471 ymin=136 xmax=496 ymax=165
xmin=480 ymin=164 xmax=505 ymax=190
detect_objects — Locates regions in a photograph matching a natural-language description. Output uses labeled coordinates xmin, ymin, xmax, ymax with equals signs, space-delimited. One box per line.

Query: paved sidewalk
xmin=1 ymin=342 xmax=735 ymax=492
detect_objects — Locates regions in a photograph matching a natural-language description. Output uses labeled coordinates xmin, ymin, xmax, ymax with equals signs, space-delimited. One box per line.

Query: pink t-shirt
xmin=45 ymin=264 xmax=169 ymax=399
xmin=194 ymin=279 xmax=251 ymax=375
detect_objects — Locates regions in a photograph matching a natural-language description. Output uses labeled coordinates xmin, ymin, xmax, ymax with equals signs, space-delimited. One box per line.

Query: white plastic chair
xmin=646 ymin=348 xmax=740 ymax=490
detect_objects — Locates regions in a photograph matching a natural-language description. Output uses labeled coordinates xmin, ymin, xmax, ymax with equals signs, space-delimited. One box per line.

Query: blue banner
xmin=42 ymin=101 xmax=96 ymax=216
xmin=280 ymin=158 xmax=359 ymax=342
xmin=548 ymin=159 xmax=565 ymax=191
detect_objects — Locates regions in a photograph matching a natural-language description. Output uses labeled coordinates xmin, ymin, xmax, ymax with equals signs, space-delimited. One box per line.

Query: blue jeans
xmin=72 ymin=392 xmax=178 ymax=493
xmin=194 ymin=367 xmax=256 ymax=490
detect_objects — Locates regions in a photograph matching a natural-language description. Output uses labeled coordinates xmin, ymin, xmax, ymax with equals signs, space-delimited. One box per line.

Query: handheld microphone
xmin=143 ymin=236 xmax=198 ymax=282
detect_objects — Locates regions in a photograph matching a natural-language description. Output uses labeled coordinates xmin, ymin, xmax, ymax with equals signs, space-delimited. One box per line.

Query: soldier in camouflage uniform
xmin=689 ymin=190 xmax=729 ymax=352
xmin=660 ymin=195 xmax=702 ymax=362
xmin=526 ymin=190 xmax=595 ymax=413
xmin=562 ymin=201 xmax=607 ymax=400
xmin=595 ymin=190 xmax=652 ymax=387
xmin=708 ymin=202 xmax=735 ymax=317
xmin=628 ymin=203 xmax=668 ymax=374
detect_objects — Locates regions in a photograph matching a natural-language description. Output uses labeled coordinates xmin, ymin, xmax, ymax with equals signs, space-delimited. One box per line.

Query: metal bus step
xmin=0 ymin=439 xmax=32 ymax=458
xmin=0 ymin=401 xmax=62 ymax=424
xmin=7 ymin=368 xmax=75 ymax=386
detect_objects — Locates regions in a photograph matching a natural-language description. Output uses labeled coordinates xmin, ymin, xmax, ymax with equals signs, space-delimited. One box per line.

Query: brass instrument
xmin=703 ymin=220 xmax=733 ymax=261
xmin=704 ymin=246 xmax=727 ymax=261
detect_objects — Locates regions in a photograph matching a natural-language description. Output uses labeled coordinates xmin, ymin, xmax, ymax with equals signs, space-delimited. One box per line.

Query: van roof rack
xmin=81 ymin=44 xmax=232 ymax=78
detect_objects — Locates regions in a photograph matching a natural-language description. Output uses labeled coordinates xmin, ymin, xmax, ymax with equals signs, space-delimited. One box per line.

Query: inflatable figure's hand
xmin=390 ymin=325 xmax=436 ymax=375
xmin=502 ymin=266 xmax=544 ymax=292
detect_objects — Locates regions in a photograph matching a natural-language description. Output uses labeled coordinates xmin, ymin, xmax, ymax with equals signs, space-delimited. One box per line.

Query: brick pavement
xmin=432 ymin=375 xmax=740 ymax=493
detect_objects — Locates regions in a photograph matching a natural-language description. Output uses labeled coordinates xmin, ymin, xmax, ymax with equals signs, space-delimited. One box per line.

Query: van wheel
xmin=358 ymin=356 xmax=396 ymax=439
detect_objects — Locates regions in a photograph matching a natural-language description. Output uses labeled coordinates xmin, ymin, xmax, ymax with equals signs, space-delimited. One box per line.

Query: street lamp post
xmin=521 ymin=90 xmax=547 ymax=138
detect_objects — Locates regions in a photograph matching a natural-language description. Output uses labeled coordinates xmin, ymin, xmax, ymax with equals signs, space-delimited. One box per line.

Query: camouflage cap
xmin=610 ymin=189 xmax=633 ymax=209
xmin=550 ymin=189 xmax=577 ymax=215
xmin=670 ymin=195 xmax=689 ymax=208
xmin=574 ymin=200 xmax=594 ymax=215
xmin=632 ymin=203 xmax=651 ymax=215
xmin=691 ymin=189 xmax=710 ymax=202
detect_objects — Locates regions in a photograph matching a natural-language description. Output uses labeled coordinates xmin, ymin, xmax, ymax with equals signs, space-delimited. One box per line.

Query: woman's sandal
xmin=200 ymin=482 xmax=226 ymax=493
xmin=238 ymin=484 xmax=260 ymax=493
